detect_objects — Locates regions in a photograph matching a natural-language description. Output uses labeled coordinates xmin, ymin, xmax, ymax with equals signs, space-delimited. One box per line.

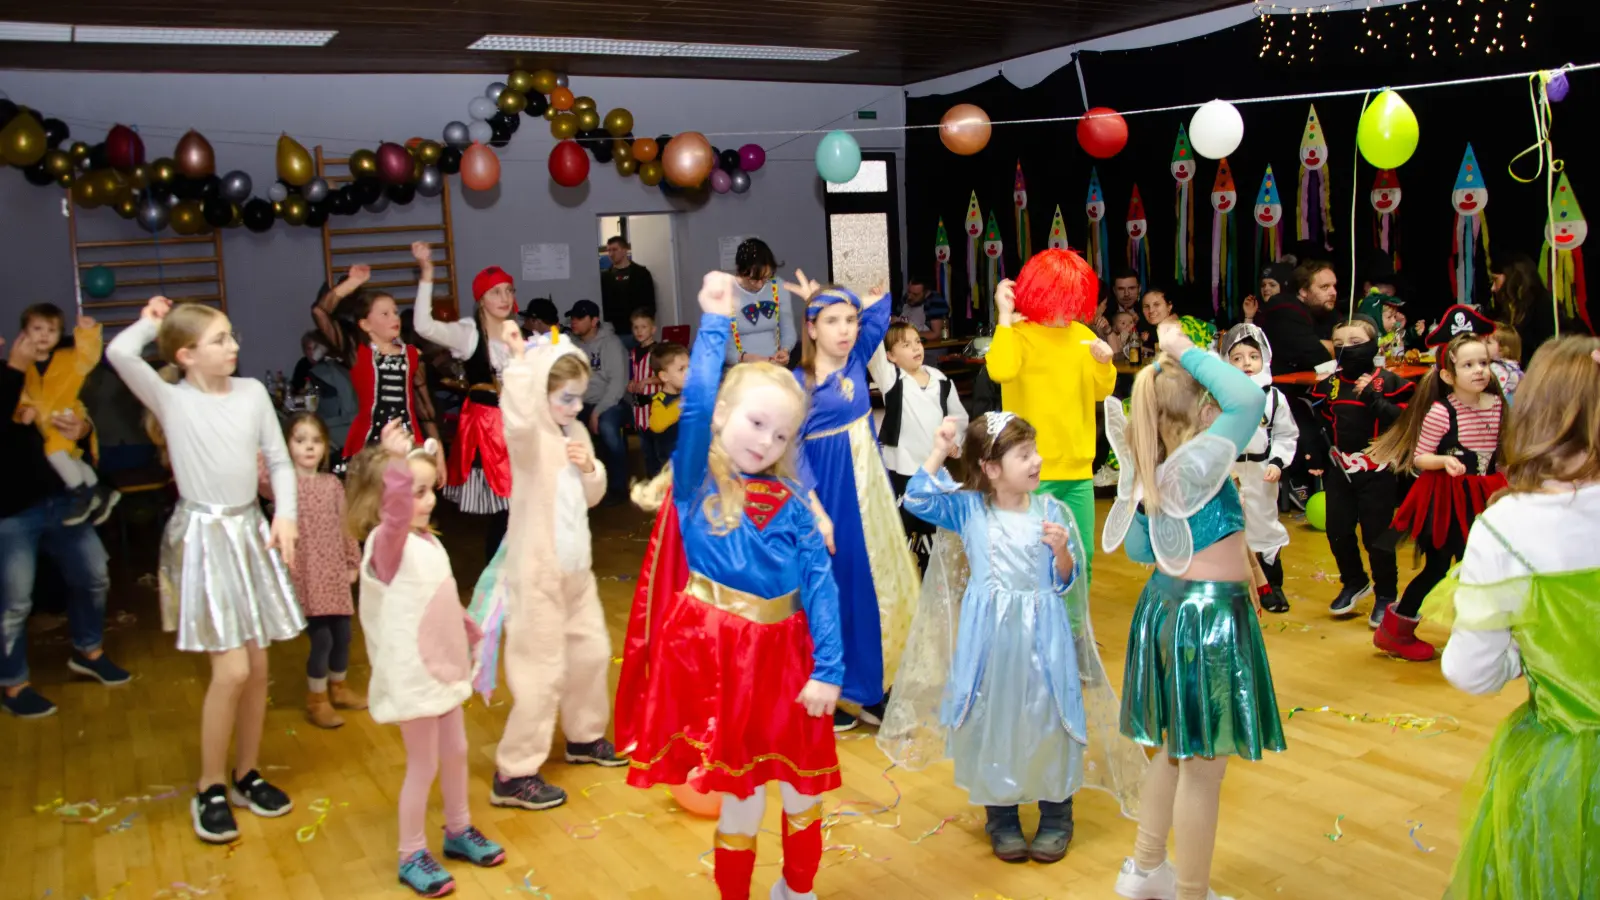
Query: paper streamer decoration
xmin=1172 ymin=125 xmax=1196 ymax=284
xmin=1254 ymin=165 xmax=1284 ymax=281
xmin=964 ymin=192 xmax=982 ymax=318
xmin=1296 ymin=105 xmax=1334 ymax=250
xmin=1541 ymin=171 xmax=1590 ymax=331
xmin=1085 ymin=168 xmax=1110 ymax=282
xmin=1047 ymin=204 xmax=1070 ymax=250
xmin=1450 ymin=144 xmax=1492 ymax=307
xmin=1211 ymin=158 xmax=1240 ymax=318
xmin=1013 ymin=161 xmax=1033 ymax=267
xmin=934 ymin=218 xmax=952 ymax=310
xmin=1125 ymin=184 xmax=1150 ymax=293
xmin=1372 ymin=169 xmax=1403 ymax=271
xmin=982 ymin=209 xmax=1005 ymax=326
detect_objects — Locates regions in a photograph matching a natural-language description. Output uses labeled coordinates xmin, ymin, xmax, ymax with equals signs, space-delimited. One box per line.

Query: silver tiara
xmin=984 ymin=411 xmax=1016 ymax=439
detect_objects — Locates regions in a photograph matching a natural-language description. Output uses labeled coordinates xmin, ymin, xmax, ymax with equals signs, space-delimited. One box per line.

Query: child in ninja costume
xmin=1222 ymin=324 xmax=1300 ymax=613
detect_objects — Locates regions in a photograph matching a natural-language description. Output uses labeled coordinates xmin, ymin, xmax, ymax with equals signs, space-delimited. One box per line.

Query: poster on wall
xmin=719 ymin=235 xmax=755 ymax=271
xmin=521 ymin=243 xmax=571 ymax=281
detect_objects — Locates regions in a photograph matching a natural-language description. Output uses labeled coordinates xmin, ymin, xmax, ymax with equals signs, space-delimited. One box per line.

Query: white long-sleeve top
xmin=867 ymin=349 xmax=968 ymax=477
xmin=412 ymin=279 xmax=510 ymax=372
xmin=106 ymin=317 xmax=296 ymax=518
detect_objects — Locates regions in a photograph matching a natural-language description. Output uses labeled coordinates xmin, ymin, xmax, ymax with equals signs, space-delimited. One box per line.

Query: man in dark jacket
xmin=1257 ymin=258 xmax=1338 ymax=375
xmin=599 ymin=236 xmax=655 ymax=347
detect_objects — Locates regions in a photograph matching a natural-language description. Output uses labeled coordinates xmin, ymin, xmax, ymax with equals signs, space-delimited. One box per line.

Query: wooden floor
xmin=5 ymin=497 xmax=1517 ymax=900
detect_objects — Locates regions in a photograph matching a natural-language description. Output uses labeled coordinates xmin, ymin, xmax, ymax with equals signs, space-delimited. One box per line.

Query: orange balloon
xmin=406 ymin=136 xmax=424 ymax=150
xmin=551 ymin=87 xmax=575 ymax=111
xmin=632 ymin=137 xmax=660 ymax=164
xmin=460 ymin=142 xmax=501 ymax=191
xmin=661 ymin=132 xmax=714 ymax=188
xmin=669 ymin=783 xmax=722 ymax=818
xmin=939 ymin=104 xmax=992 ymax=156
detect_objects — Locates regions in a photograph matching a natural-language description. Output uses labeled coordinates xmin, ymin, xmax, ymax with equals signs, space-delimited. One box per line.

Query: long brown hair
xmin=1497 ymin=335 xmax=1600 ymax=495
xmin=1126 ymin=352 xmax=1216 ymax=510
xmin=960 ymin=414 xmax=1038 ymax=496
xmin=1490 ymin=252 xmax=1543 ymax=328
xmin=1368 ymin=333 xmax=1503 ymax=473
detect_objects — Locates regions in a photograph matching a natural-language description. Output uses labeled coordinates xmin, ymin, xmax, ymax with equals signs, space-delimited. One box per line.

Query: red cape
xmin=614 ymin=491 xmax=690 ymax=756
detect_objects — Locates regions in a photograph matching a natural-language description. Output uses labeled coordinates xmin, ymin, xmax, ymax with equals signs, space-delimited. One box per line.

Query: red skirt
xmin=1392 ymin=469 xmax=1507 ymax=550
xmin=448 ymin=399 xmax=511 ymax=495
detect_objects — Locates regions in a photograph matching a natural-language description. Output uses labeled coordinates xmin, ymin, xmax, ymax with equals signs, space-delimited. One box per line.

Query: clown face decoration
xmin=1125 ymin=185 xmax=1148 ymax=241
xmin=1254 ymin=165 xmax=1282 ymax=228
xmin=1371 ymin=169 xmax=1402 ymax=214
xmin=1453 ymin=145 xmax=1488 ymax=216
xmin=1171 ymin=123 xmax=1195 ymax=184
xmin=1211 ymin=158 xmax=1237 ymax=213
xmin=982 ymin=209 xmax=1003 ymax=260
xmin=1047 ymin=204 xmax=1069 ymax=250
xmin=1546 ymin=172 xmax=1588 ymax=249
xmin=1086 ymin=168 xmax=1106 ymax=222
xmin=964 ymin=191 xmax=982 ymax=238
xmin=1299 ymin=105 xmax=1327 ymax=170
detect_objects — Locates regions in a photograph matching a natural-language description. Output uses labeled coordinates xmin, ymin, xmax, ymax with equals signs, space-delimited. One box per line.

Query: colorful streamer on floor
xmin=294 ymin=797 xmax=346 ymax=843
xmin=1286 ymin=705 xmax=1461 ymax=736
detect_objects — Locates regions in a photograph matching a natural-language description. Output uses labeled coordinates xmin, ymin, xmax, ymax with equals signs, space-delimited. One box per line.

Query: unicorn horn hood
xmin=521 ymin=328 xmax=590 ymax=438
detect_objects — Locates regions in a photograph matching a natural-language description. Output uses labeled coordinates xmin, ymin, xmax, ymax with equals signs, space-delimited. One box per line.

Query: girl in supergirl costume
xmin=621 ymin=273 xmax=843 ymax=900
xmin=1104 ymin=322 xmax=1284 ymax=900
xmin=1368 ymin=306 xmax=1506 ymax=662
xmin=792 ymin=275 xmax=920 ymax=729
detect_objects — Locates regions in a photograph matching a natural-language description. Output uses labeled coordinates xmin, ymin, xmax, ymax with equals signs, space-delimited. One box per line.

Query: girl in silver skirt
xmin=106 ymin=296 xmax=304 ymax=845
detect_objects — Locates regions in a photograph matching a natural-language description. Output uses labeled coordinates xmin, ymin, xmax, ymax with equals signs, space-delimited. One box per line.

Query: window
xmin=824 ymin=159 xmax=888 ymax=194
xmin=823 ymin=152 xmax=901 ymax=299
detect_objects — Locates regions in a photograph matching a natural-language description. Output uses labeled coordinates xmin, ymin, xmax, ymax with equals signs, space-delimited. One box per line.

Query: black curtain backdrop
xmin=906 ymin=0 xmax=1596 ymax=338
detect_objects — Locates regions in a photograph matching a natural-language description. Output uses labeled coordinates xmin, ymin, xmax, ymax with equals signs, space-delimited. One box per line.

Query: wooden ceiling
xmin=0 ymin=1 xmax=1237 ymax=85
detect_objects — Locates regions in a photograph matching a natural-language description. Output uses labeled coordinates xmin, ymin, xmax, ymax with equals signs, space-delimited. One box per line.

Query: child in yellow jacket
xmin=13 ymin=304 xmax=118 ymax=526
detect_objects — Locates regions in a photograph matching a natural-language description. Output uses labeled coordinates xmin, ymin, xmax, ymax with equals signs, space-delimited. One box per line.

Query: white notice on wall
xmin=520 ymin=243 xmax=570 ymax=281
xmin=719 ymin=235 xmax=755 ymax=272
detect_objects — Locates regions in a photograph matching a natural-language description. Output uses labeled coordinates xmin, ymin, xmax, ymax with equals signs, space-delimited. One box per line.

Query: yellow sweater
xmin=18 ymin=321 xmax=102 ymax=458
xmin=985 ymin=320 xmax=1116 ymax=482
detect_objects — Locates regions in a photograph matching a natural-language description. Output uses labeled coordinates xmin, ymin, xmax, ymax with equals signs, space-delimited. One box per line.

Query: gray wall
xmin=0 ymin=70 xmax=905 ymax=376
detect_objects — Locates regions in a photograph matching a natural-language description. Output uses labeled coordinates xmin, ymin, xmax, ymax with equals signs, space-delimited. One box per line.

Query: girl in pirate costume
xmin=1221 ymin=323 xmax=1300 ymax=613
xmin=408 ymin=242 xmax=521 ymax=557
xmin=1368 ymin=305 xmax=1506 ymax=662
xmin=621 ymin=273 xmax=842 ymax=900
xmin=1105 ymin=321 xmax=1283 ymax=900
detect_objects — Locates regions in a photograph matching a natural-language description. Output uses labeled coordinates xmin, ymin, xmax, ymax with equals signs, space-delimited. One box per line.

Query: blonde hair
xmin=632 ymin=361 xmax=808 ymax=533
xmin=145 ymin=303 xmax=229 ymax=461
xmin=1498 ymin=335 xmax=1600 ymax=494
xmin=344 ymin=444 xmax=438 ymax=541
xmin=1493 ymin=321 xmax=1522 ymax=363
xmin=548 ymin=352 xmax=591 ymax=390
xmin=1126 ymin=353 xmax=1216 ymax=509
xmin=1369 ymin=334 xmax=1503 ymax=474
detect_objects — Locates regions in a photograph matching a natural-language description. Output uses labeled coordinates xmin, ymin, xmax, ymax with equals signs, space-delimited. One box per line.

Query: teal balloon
xmin=83 ymin=265 xmax=116 ymax=299
xmin=815 ymin=130 xmax=862 ymax=184
xmin=1304 ymin=491 xmax=1327 ymax=531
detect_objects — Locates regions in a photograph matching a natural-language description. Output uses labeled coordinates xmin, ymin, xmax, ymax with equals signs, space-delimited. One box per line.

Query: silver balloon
xmin=364 ymin=192 xmax=391 ymax=214
xmin=267 ymin=180 xmax=289 ymax=203
xmin=219 ymin=169 xmax=252 ymax=203
xmin=729 ymin=169 xmax=751 ymax=193
xmin=486 ymin=81 xmax=507 ymax=101
xmin=304 ymin=177 xmax=330 ymax=203
xmin=468 ymin=96 xmax=497 ymax=121
xmin=165 ymin=192 xmax=181 ymax=208
xmin=416 ymin=165 xmax=444 ymax=198
xmin=442 ymin=120 xmax=471 ymax=150
xmin=136 ymin=197 xmax=169 ymax=233
xmin=468 ymin=119 xmax=494 ymax=145
xmin=555 ymin=74 xmax=569 ymax=88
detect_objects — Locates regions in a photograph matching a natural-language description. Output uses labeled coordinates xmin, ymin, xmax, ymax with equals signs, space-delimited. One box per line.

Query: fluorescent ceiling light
xmin=0 ymin=21 xmax=74 ymax=42
xmin=468 ymin=35 xmax=855 ymax=62
xmin=72 ymin=26 xmax=337 ymax=46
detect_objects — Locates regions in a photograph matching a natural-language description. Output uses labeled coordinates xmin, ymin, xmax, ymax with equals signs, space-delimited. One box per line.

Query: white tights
xmin=717 ymin=783 xmax=820 ymax=836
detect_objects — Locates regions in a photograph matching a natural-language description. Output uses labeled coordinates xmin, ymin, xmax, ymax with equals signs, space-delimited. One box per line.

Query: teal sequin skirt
xmin=1120 ymin=572 xmax=1286 ymax=760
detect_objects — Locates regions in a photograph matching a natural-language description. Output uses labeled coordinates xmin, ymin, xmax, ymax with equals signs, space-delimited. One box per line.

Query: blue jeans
xmin=0 ymin=493 xmax=111 ymax=687
xmin=581 ymin=403 xmax=630 ymax=500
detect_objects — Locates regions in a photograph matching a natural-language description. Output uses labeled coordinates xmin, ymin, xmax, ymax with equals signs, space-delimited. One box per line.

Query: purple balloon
xmin=1548 ymin=70 xmax=1570 ymax=103
xmin=738 ymin=143 xmax=766 ymax=172
xmin=710 ymin=169 xmax=732 ymax=194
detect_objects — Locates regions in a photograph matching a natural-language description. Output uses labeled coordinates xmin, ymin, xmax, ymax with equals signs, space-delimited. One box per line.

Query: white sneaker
xmin=771 ymin=877 xmax=816 ymax=900
xmin=1114 ymin=858 xmax=1177 ymax=900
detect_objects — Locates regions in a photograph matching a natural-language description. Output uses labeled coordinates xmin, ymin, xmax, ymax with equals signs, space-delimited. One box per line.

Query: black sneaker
xmin=564 ymin=738 xmax=628 ymax=767
xmin=490 ymin=773 xmax=567 ymax=811
xmin=1369 ymin=598 xmax=1392 ymax=630
xmin=230 ymin=769 xmax=292 ymax=817
xmin=2 ymin=686 xmax=57 ymax=718
xmin=832 ymin=709 xmax=858 ymax=733
xmin=1329 ymin=582 xmax=1372 ymax=617
xmin=1260 ymin=588 xmax=1291 ymax=614
xmin=193 ymin=785 xmax=240 ymax=843
xmin=90 ymin=485 xmax=122 ymax=527
xmin=67 ymin=651 xmax=131 ymax=685
xmin=60 ymin=487 xmax=100 ymax=527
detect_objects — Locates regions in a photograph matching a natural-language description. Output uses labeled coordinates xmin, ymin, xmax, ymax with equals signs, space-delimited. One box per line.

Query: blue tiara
xmin=805 ymin=287 xmax=862 ymax=321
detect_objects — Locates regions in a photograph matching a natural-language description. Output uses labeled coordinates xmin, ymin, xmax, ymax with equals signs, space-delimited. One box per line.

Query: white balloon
xmin=267 ymin=181 xmax=289 ymax=203
xmin=1189 ymin=99 xmax=1244 ymax=160
xmin=468 ymin=120 xmax=494 ymax=145
xmin=468 ymin=96 xmax=497 ymax=121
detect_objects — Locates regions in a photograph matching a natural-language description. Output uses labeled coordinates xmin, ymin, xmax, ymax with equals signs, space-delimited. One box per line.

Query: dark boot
xmin=983 ymin=805 xmax=1027 ymax=862
xmin=1029 ymin=798 xmax=1074 ymax=863
xmin=1373 ymin=603 xmax=1436 ymax=662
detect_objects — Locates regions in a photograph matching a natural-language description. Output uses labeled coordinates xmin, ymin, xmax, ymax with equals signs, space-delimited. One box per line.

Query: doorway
xmin=597 ymin=214 xmax=680 ymax=328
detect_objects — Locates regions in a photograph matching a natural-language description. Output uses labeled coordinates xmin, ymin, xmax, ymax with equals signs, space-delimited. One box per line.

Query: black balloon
xmin=42 ymin=118 xmax=69 ymax=149
xmin=200 ymin=175 xmax=222 ymax=201
xmin=719 ymin=148 xmax=740 ymax=172
xmin=524 ymin=92 xmax=549 ymax=119
xmin=22 ymin=162 xmax=54 ymax=186
xmin=331 ymin=189 xmax=358 ymax=216
xmin=489 ymin=123 xmax=511 ymax=149
xmin=492 ymin=111 xmax=520 ymax=135
xmin=88 ymin=143 xmax=110 ymax=170
xmin=305 ymin=206 xmax=329 ymax=228
xmin=353 ymin=177 xmax=383 ymax=205
xmin=242 ymin=198 xmax=274 ymax=232
xmin=147 ymin=181 xmax=173 ymax=203
xmin=172 ymin=176 xmax=203 ymax=200
xmin=202 ymin=197 xmax=232 ymax=227
xmin=438 ymin=146 xmax=462 ymax=175
xmin=386 ymin=182 xmax=417 ymax=205
xmin=0 ymin=99 xmax=17 ymax=128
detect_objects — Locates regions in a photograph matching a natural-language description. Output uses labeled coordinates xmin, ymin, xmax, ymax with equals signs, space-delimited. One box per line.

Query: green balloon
xmin=1356 ymin=90 xmax=1419 ymax=170
xmin=83 ymin=265 xmax=116 ymax=299
xmin=1304 ymin=491 xmax=1327 ymax=531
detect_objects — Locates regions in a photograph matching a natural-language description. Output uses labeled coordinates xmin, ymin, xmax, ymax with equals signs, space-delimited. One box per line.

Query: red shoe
xmin=1373 ymin=603 xmax=1436 ymax=662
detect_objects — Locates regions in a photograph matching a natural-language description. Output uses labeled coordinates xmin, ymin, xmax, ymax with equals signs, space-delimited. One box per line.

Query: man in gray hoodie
xmin=568 ymin=299 xmax=629 ymax=505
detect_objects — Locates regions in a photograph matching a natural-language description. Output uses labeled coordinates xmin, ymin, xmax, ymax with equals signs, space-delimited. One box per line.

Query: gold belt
xmin=685 ymin=572 xmax=799 ymax=625
xmin=468 ymin=382 xmax=500 ymax=394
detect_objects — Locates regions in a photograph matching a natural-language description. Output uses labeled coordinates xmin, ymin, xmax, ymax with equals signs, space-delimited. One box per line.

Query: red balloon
xmin=460 ymin=142 xmax=501 ymax=191
xmin=105 ymin=124 xmax=145 ymax=170
xmin=548 ymin=139 xmax=590 ymax=188
xmin=1077 ymin=107 xmax=1128 ymax=159
xmin=377 ymin=142 xmax=412 ymax=185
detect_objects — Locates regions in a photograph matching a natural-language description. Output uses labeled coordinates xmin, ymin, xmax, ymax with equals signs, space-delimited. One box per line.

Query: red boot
xmin=778 ymin=803 xmax=823 ymax=897
xmin=1373 ymin=603 xmax=1436 ymax=661
xmin=713 ymin=832 xmax=757 ymax=900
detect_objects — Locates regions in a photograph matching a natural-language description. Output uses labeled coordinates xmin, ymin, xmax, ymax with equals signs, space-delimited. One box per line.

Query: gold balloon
xmin=69 ymin=141 xmax=91 ymax=164
xmin=612 ymin=141 xmax=634 ymax=165
xmin=42 ymin=149 xmax=73 ymax=179
xmin=127 ymin=164 xmax=149 ymax=190
xmin=112 ymin=183 xmax=136 ymax=208
xmin=507 ymin=69 xmax=535 ymax=94
xmin=573 ymin=96 xmax=596 ymax=112
xmin=603 ymin=108 xmax=634 ymax=138
xmin=550 ymin=114 xmax=579 ymax=140
xmin=71 ymin=175 xmax=105 ymax=208
xmin=92 ymin=168 xmax=122 ymax=198
xmin=576 ymin=109 xmax=601 ymax=132
xmin=273 ymin=200 xmax=284 ymax=216
xmin=543 ymin=105 xmax=559 ymax=121
xmin=412 ymin=155 xmax=424 ymax=182
xmin=0 ymin=109 xmax=48 ymax=166
xmin=530 ymin=69 xmax=558 ymax=95
xmin=114 ymin=196 xmax=139 ymax=219
xmin=348 ymin=148 xmax=379 ymax=178
xmin=171 ymin=200 xmax=204 ymax=235
xmin=416 ymin=140 xmax=442 ymax=165
xmin=276 ymin=134 xmax=315 ymax=187
xmin=497 ymin=89 xmax=527 ymax=116
xmin=615 ymin=156 xmax=638 ymax=177
xmin=151 ymin=158 xmax=178 ymax=185
xmin=280 ymin=195 xmax=309 ymax=226
xmin=56 ymin=172 xmax=74 ymax=188
xmin=174 ymin=129 xmax=216 ymax=178
xmin=638 ymin=159 xmax=664 ymax=187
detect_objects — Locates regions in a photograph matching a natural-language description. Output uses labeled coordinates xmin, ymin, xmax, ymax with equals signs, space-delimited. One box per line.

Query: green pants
xmin=1037 ymin=479 xmax=1096 ymax=584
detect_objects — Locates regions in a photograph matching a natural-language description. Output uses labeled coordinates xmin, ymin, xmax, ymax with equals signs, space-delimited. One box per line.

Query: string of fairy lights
xmin=1255 ymin=0 xmax=1536 ymax=64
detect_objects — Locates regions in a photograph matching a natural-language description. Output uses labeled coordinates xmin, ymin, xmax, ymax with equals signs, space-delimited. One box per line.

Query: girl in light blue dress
xmin=879 ymin=411 xmax=1143 ymax=865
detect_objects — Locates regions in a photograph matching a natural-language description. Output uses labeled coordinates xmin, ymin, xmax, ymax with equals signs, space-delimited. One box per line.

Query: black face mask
xmin=1337 ymin=341 xmax=1378 ymax=373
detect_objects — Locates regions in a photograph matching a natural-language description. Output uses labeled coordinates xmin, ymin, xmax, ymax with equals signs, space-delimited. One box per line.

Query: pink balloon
xmin=709 ymin=169 xmax=732 ymax=193
xmin=377 ymin=142 xmax=412 ymax=185
xmin=738 ymin=143 xmax=765 ymax=172
xmin=669 ymin=782 xmax=722 ymax=818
